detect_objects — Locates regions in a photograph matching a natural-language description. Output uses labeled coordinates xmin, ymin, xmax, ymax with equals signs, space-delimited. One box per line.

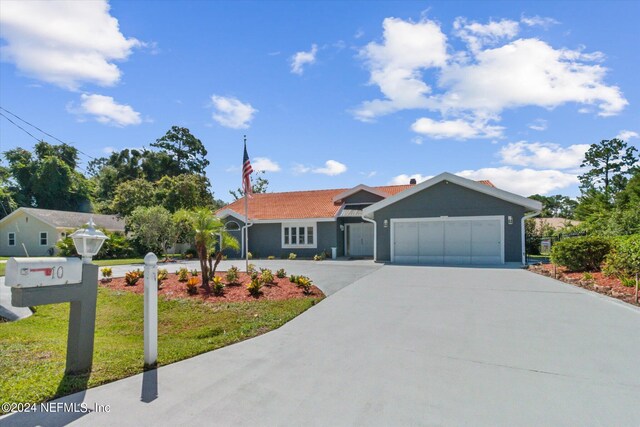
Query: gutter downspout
xmin=521 ymin=210 xmax=541 ymax=265
xmin=362 ymin=214 xmax=377 ymax=262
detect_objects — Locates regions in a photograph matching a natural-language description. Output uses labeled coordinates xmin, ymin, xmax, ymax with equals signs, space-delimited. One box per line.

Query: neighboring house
xmin=533 ymin=217 xmax=581 ymax=233
xmin=0 ymin=208 xmax=124 ymax=257
xmin=217 ymin=172 xmax=542 ymax=265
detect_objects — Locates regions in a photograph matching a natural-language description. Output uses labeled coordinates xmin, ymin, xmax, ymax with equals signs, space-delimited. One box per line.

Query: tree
xmin=528 ymin=194 xmax=578 ymax=218
xmin=151 ymin=126 xmax=209 ymax=175
xmin=109 ymin=179 xmax=157 ymax=216
xmin=156 ymin=174 xmax=215 ymax=212
xmin=126 ymin=206 xmax=175 ymax=255
xmin=0 ymin=163 xmax=18 ymax=218
xmin=229 ymin=171 xmax=269 ymax=200
xmin=579 ymin=138 xmax=638 ymax=199
xmin=4 ymin=141 xmax=93 ymax=212
xmin=175 ymin=208 xmax=239 ymax=292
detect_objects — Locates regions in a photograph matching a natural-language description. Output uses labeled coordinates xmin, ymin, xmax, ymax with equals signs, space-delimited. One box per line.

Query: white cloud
xmin=411 ymin=136 xmax=424 ymax=145
xmin=528 ymin=119 xmax=548 ymax=131
xmin=616 ymin=130 xmax=639 ymax=141
xmin=353 ymin=16 xmax=627 ymax=131
xmin=521 ymin=15 xmax=560 ymax=28
xmin=210 ymin=95 xmax=257 ymax=129
xmin=411 ymin=117 xmax=504 ymax=139
xmin=453 ymin=17 xmax=519 ymax=52
xmin=0 ymin=0 xmax=141 ymax=90
xmin=292 ymin=163 xmax=311 ymax=174
xmin=252 ymin=157 xmax=281 ymax=172
xmin=499 ymin=141 xmax=589 ymax=169
xmin=313 ymin=160 xmax=347 ymax=176
xmin=456 ymin=167 xmax=578 ymax=195
xmin=103 ymin=146 xmax=115 ymax=154
xmin=69 ymin=93 xmax=141 ymax=126
xmin=360 ymin=170 xmax=377 ymax=178
xmin=353 ymin=17 xmax=448 ymax=121
xmin=290 ymin=44 xmax=318 ymax=75
xmin=389 ymin=173 xmax=432 ymax=185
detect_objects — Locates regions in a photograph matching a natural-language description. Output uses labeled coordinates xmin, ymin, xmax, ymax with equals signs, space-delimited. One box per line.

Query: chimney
xmin=409 ymin=178 xmax=417 ymax=185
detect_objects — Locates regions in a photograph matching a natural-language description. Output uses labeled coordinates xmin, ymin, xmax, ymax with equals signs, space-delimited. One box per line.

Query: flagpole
xmin=244 ymin=135 xmax=249 ymax=273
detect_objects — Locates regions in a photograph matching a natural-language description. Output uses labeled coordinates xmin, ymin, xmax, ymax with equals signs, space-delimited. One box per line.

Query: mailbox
xmin=5 ymin=257 xmax=83 ymax=288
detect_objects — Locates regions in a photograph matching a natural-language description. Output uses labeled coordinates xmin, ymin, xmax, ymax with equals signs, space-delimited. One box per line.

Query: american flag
xmin=242 ymin=140 xmax=253 ymax=196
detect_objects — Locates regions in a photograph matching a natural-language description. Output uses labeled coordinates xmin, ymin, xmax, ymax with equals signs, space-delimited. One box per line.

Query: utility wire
xmin=0 ymin=112 xmax=40 ymax=142
xmin=0 ymin=106 xmax=95 ymax=160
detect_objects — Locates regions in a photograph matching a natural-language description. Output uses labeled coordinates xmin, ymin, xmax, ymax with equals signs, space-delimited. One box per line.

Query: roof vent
xmin=409 ymin=178 xmax=417 ymax=185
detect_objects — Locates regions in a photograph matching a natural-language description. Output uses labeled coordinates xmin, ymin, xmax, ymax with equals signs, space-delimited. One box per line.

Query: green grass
xmin=92 ymin=258 xmax=145 ymax=266
xmin=0 ymin=287 xmax=321 ymax=410
xmin=0 ymin=263 xmax=4 ymax=277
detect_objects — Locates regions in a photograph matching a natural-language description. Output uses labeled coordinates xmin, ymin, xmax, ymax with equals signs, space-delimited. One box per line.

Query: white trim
xmin=216 ymin=209 xmax=247 ymax=223
xmin=224 ymin=220 xmax=241 ymax=231
xmin=39 ymin=231 xmax=49 ymax=246
xmin=332 ymin=184 xmax=388 ymax=202
xmin=0 ymin=207 xmax=59 ymax=229
xmin=363 ymin=172 xmax=542 ymax=217
xmin=361 ymin=217 xmax=378 ymax=261
xmin=521 ymin=210 xmax=542 ymax=265
xmin=281 ymin=222 xmax=317 ymax=249
xmin=390 ymin=215 xmax=505 ymax=264
xmin=7 ymin=232 xmax=16 ymax=246
xmin=255 ymin=217 xmax=335 ymax=224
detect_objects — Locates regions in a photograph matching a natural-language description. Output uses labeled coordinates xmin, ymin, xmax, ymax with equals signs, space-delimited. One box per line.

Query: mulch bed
xmin=100 ymin=271 xmax=324 ymax=303
xmin=528 ymin=263 xmax=639 ymax=306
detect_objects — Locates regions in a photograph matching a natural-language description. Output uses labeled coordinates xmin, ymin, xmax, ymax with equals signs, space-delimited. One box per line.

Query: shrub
xmin=186 ymin=277 xmax=199 ymax=295
xmin=276 ymin=268 xmax=286 ymax=278
xmin=260 ymin=268 xmax=274 ymax=285
xmin=297 ymin=276 xmax=313 ymax=294
xmin=225 ymin=266 xmax=240 ymax=284
xmin=101 ymin=267 xmax=112 ymax=281
xmin=267 ymin=255 xmax=276 ymax=260
xmin=250 ymin=271 xmax=259 ymax=281
xmin=184 ymin=248 xmax=198 ymax=259
xmin=190 ymin=269 xmax=199 ymax=277
xmin=289 ymin=274 xmax=299 ymax=284
xmin=157 ymin=268 xmax=169 ymax=281
xmin=125 ymin=271 xmax=140 ymax=286
xmin=313 ymin=254 xmax=323 ymax=261
xmin=247 ymin=264 xmax=256 ymax=274
xmin=620 ymin=276 xmax=636 ymax=287
xmin=550 ymin=236 xmax=611 ymax=272
xmin=177 ymin=267 xmax=189 ymax=282
xmin=247 ymin=252 xmax=253 ymax=260
xmin=212 ymin=276 xmax=225 ymax=296
xmin=135 ymin=268 xmax=144 ymax=278
xmin=247 ymin=277 xmax=262 ymax=297
xmin=582 ymin=272 xmax=594 ymax=282
xmin=603 ymin=234 xmax=640 ymax=280
xmin=288 ymin=252 xmax=297 ymax=260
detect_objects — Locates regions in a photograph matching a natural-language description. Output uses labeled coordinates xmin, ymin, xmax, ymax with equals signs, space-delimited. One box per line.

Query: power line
xmin=0 ymin=112 xmax=40 ymax=142
xmin=0 ymin=106 xmax=95 ymax=160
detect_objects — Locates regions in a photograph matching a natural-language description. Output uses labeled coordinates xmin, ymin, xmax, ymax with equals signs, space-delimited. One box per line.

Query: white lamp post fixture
xmin=70 ymin=218 xmax=109 ymax=264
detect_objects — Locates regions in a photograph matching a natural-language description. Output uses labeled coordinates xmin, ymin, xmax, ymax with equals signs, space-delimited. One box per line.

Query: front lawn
xmin=0 ymin=287 xmax=322 ymax=411
xmin=92 ymin=258 xmax=145 ymax=267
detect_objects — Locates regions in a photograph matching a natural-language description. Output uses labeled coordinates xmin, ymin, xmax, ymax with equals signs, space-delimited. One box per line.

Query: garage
xmin=391 ymin=216 xmax=504 ymax=265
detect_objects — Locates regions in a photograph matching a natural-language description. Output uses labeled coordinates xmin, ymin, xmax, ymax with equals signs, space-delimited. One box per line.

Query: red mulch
xmin=100 ymin=271 xmax=324 ymax=303
xmin=528 ymin=263 xmax=639 ymax=306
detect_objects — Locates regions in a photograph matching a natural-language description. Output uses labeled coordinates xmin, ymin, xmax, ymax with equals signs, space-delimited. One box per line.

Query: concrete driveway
xmin=2 ymin=265 xmax=639 ymax=426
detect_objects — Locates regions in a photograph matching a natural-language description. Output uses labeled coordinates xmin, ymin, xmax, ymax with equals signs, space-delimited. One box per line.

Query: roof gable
xmin=362 ymin=172 xmax=542 ymax=216
xmin=0 ymin=208 xmax=125 ymax=231
xmin=332 ymin=185 xmax=388 ymax=203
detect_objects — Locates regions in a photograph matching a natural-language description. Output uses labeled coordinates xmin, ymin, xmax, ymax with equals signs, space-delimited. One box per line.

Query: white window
xmin=8 ymin=232 xmax=16 ymax=246
xmin=40 ymin=232 xmax=48 ymax=246
xmin=282 ymin=223 xmax=316 ymax=248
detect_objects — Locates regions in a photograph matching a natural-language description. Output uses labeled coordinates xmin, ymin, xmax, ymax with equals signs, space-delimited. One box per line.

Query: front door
xmin=347 ymin=223 xmax=374 ymax=257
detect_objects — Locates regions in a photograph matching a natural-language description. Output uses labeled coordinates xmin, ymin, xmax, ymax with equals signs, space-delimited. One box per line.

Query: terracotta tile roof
xmin=476 ymin=180 xmax=495 ymax=187
xmin=219 ymin=182 xmax=493 ymax=220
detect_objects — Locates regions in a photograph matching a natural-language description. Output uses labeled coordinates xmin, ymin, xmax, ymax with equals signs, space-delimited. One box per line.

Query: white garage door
xmin=392 ymin=216 xmax=504 ymax=265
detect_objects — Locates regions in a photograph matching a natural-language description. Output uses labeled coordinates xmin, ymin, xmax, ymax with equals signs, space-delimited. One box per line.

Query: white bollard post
xmin=144 ymin=252 xmax=158 ymax=367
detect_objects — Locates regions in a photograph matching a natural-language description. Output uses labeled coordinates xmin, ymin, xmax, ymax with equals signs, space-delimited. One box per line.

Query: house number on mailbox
xmin=20 ymin=266 xmax=64 ymax=279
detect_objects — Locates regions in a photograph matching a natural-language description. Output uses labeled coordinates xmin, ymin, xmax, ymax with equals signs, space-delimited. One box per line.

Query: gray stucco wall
xmin=247 ymin=221 xmax=338 ymax=259
xmin=372 ymin=181 xmax=527 ymax=262
xmin=0 ymin=211 xmax=59 ymax=257
xmin=343 ymin=191 xmax=385 ymax=204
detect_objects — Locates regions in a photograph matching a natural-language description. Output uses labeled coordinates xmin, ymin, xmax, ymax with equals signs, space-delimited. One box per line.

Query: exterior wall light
xmin=508 ymin=216 xmax=513 ymax=225
xmin=340 ymin=224 xmax=345 ymax=231
xmin=70 ymin=218 xmax=109 ymax=264
xmin=383 ymin=219 xmax=389 ymax=228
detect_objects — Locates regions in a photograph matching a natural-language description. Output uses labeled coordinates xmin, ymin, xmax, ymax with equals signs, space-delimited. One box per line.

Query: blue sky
xmin=1 ymin=0 xmax=638 ymax=202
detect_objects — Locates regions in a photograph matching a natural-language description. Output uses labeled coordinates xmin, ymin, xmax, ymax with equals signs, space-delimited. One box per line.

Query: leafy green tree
xmin=151 ymin=126 xmax=209 ymax=175
xmin=229 ymin=171 xmax=269 ymax=200
xmin=109 ymin=179 xmax=157 ymax=216
xmin=579 ymin=138 xmax=638 ymax=199
xmin=4 ymin=141 xmax=93 ymax=211
xmin=0 ymin=163 xmax=18 ymax=218
xmin=126 ymin=206 xmax=175 ymax=255
xmin=156 ymin=174 xmax=215 ymax=212
xmin=528 ymin=194 xmax=578 ymax=218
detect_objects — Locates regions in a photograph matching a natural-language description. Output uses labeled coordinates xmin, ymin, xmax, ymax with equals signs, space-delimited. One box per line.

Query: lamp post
xmin=70 ymin=218 xmax=108 ymax=263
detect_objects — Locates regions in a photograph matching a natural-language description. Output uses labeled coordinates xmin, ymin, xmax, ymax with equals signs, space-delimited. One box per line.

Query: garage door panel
xmin=393 ymin=217 xmax=503 ymax=265
xmin=443 ymin=221 xmax=471 ymax=264
xmin=394 ymin=222 xmax=419 ymax=263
